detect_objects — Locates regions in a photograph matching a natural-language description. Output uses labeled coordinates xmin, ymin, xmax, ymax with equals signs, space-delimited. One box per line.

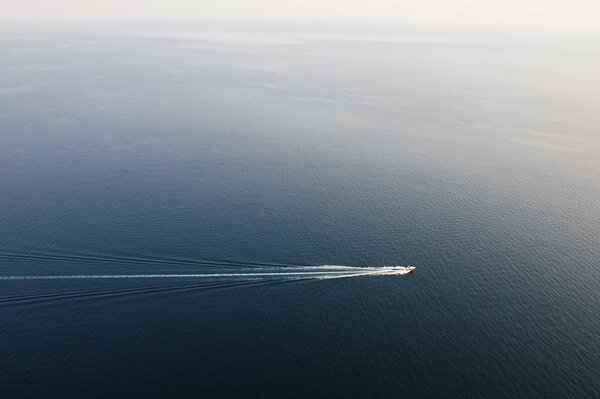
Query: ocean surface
xmin=1 ymin=23 xmax=599 ymax=398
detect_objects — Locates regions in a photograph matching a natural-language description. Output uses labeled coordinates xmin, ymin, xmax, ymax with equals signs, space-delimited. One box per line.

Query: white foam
xmin=0 ymin=266 xmax=414 ymax=281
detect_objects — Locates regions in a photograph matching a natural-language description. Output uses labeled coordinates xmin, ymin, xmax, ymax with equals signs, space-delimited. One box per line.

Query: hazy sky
xmin=2 ymin=0 xmax=600 ymax=31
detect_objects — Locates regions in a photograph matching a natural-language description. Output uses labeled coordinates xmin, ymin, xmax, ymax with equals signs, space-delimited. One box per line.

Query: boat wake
xmin=0 ymin=266 xmax=415 ymax=281
xmin=0 ymin=253 xmax=416 ymax=305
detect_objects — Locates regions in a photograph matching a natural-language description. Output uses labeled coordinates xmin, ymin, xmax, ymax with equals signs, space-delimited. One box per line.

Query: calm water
xmin=1 ymin=23 xmax=599 ymax=398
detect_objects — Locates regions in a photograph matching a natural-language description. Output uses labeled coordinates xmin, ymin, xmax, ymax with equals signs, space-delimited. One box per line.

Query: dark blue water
xmin=1 ymin=23 xmax=599 ymax=398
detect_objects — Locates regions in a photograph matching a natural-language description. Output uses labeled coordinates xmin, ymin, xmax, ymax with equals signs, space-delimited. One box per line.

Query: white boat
xmin=369 ymin=265 xmax=416 ymax=275
xmin=404 ymin=266 xmax=416 ymax=274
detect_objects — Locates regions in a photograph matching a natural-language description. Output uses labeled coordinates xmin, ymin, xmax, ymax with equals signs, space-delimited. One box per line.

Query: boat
xmin=404 ymin=266 xmax=416 ymax=274
xmin=373 ymin=265 xmax=416 ymax=275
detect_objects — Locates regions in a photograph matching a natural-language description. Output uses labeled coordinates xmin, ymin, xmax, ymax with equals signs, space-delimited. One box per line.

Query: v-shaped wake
xmin=0 ymin=266 xmax=415 ymax=281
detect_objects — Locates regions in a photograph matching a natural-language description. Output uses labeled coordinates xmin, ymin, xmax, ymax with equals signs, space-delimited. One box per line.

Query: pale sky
xmin=2 ymin=0 xmax=600 ymax=31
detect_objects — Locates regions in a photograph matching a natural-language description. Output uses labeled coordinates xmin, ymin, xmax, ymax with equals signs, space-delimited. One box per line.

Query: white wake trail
xmin=0 ymin=266 xmax=415 ymax=281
